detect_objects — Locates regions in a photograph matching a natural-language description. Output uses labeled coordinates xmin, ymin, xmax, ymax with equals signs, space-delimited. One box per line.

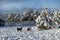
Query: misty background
xmin=0 ymin=0 xmax=60 ymax=14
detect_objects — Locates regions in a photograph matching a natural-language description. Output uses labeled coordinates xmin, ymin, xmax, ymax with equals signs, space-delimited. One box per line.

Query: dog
xmin=17 ymin=27 xmax=22 ymax=32
xmin=27 ymin=27 xmax=31 ymax=31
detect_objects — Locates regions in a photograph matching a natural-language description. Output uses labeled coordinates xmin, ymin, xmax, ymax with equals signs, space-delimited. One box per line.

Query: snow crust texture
xmin=0 ymin=27 xmax=60 ymax=40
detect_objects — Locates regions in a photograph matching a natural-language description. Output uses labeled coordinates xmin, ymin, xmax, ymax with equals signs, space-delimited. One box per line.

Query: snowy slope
xmin=0 ymin=27 xmax=60 ymax=40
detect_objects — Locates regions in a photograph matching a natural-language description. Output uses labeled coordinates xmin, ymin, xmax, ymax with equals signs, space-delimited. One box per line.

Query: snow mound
xmin=0 ymin=27 xmax=60 ymax=40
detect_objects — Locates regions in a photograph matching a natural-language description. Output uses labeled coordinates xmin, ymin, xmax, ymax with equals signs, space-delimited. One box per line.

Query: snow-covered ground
xmin=0 ymin=27 xmax=60 ymax=40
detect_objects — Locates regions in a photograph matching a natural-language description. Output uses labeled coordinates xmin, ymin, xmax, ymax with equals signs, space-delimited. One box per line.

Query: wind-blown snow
xmin=0 ymin=27 xmax=60 ymax=40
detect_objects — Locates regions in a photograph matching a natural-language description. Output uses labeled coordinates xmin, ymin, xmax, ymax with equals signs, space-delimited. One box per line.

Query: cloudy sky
xmin=0 ymin=0 xmax=60 ymax=13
